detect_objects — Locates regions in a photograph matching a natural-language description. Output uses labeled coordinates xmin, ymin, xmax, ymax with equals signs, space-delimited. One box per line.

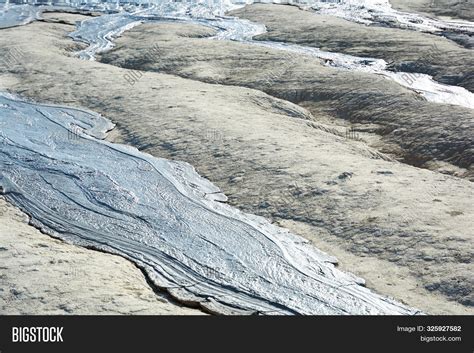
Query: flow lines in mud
xmin=0 ymin=46 xmax=24 ymax=70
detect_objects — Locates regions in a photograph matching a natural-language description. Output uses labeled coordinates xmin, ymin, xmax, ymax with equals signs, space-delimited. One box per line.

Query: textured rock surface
xmin=0 ymin=197 xmax=202 ymax=315
xmin=0 ymin=93 xmax=418 ymax=315
xmin=390 ymin=0 xmax=474 ymax=22
xmin=230 ymin=4 xmax=474 ymax=91
xmin=0 ymin=12 xmax=472 ymax=314
xmin=100 ymin=18 xmax=474 ymax=179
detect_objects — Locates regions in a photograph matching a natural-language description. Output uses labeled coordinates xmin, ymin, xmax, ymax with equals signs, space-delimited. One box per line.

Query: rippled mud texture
xmin=3 ymin=2 xmax=473 ymax=101
xmin=390 ymin=0 xmax=474 ymax=23
xmin=389 ymin=0 xmax=474 ymax=48
xmin=0 ymin=93 xmax=421 ymax=315
xmin=5 ymin=1 xmax=471 ymax=178
xmin=0 ymin=197 xmax=202 ymax=315
xmin=299 ymin=0 xmax=474 ymax=49
xmin=100 ymin=20 xmax=474 ymax=178
xmin=0 ymin=4 xmax=39 ymax=28
xmin=1 ymin=12 xmax=472 ymax=314
xmin=69 ymin=12 xmax=143 ymax=60
xmin=39 ymin=1 xmax=474 ymax=109
xmin=231 ymin=4 xmax=474 ymax=92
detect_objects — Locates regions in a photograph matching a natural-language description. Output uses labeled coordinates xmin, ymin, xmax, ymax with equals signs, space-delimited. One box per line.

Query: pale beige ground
xmin=0 ymin=197 xmax=203 ymax=315
xmin=0 ymin=12 xmax=472 ymax=314
xmin=390 ymin=0 xmax=474 ymax=22
xmin=231 ymin=4 xmax=474 ymax=91
xmin=101 ymin=17 xmax=474 ymax=179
